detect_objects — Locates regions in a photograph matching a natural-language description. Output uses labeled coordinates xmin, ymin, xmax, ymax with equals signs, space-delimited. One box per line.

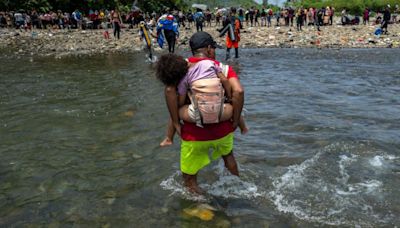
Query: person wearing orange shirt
xmin=225 ymin=7 xmax=241 ymax=60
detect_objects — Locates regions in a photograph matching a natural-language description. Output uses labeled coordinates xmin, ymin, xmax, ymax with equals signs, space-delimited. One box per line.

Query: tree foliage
xmin=0 ymin=0 xmax=270 ymax=13
xmin=3 ymin=0 xmax=395 ymax=15
xmin=291 ymin=0 xmax=398 ymax=15
xmin=0 ymin=0 xmax=189 ymax=12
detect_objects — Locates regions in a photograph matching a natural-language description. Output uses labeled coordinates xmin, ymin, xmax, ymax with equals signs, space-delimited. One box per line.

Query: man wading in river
xmin=161 ymin=32 xmax=245 ymax=194
xmin=183 ymin=32 xmax=244 ymax=193
xmin=224 ymin=7 xmax=241 ymax=60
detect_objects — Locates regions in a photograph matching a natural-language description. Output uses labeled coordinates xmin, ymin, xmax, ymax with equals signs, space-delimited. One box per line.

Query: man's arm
xmin=229 ymin=77 xmax=244 ymax=130
xmin=164 ymin=86 xmax=181 ymax=135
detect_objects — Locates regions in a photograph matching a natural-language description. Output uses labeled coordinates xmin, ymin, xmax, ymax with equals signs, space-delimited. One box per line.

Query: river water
xmin=1 ymin=49 xmax=399 ymax=227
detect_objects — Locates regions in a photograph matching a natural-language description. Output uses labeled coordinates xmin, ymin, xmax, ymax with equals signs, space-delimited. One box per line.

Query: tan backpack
xmin=188 ymin=62 xmax=229 ymax=128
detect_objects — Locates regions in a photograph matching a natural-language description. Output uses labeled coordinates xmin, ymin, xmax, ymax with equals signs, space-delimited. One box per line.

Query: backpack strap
xmin=188 ymin=90 xmax=203 ymax=128
xmin=187 ymin=61 xmax=204 ymax=128
xmin=218 ymin=62 xmax=229 ymax=120
xmin=219 ymin=62 xmax=229 ymax=77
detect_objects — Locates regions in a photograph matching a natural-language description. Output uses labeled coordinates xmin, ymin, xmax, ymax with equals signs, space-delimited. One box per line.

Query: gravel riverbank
xmin=0 ymin=22 xmax=399 ymax=58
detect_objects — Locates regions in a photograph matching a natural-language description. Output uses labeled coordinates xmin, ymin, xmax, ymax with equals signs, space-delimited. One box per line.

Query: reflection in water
xmin=0 ymin=49 xmax=399 ymax=227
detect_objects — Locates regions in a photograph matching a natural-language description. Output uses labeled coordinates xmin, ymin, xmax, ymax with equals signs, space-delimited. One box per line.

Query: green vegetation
xmin=0 ymin=0 xmax=184 ymax=13
xmin=289 ymin=0 xmax=398 ymax=15
xmin=0 ymin=0 xmax=278 ymax=13
xmin=1 ymin=0 xmax=397 ymax=15
xmin=2 ymin=0 xmax=395 ymax=15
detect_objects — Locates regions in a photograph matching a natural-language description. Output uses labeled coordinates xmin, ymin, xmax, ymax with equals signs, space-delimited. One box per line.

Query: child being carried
xmin=178 ymin=59 xmax=233 ymax=127
xmin=156 ymin=53 xmax=248 ymax=147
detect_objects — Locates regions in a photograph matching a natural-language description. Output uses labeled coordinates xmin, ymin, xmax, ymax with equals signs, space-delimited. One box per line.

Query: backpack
xmin=189 ymin=78 xmax=224 ymax=127
xmin=188 ymin=62 xmax=229 ymax=127
xmin=187 ymin=13 xmax=194 ymax=22
xmin=76 ymin=11 xmax=81 ymax=20
xmin=196 ymin=13 xmax=204 ymax=23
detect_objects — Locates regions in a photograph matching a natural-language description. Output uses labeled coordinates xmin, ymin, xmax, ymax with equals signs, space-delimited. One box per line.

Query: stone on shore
xmin=0 ymin=21 xmax=399 ymax=58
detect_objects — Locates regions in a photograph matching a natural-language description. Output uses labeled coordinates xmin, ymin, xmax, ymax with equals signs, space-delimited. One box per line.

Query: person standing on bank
xmin=112 ymin=9 xmax=121 ymax=39
xmin=382 ymin=7 xmax=391 ymax=35
xmin=225 ymin=7 xmax=241 ymax=60
xmin=194 ymin=8 xmax=205 ymax=32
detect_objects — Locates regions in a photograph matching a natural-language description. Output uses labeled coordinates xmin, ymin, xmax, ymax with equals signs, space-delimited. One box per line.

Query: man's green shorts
xmin=180 ymin=133 xmax=233 ymax=175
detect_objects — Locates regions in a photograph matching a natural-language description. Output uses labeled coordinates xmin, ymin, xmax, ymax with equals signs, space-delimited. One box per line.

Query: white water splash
xmin=160 ymin=162 xmax=265 ymax=202
xmin=203 ymin=175 xmax=264 ymax=200
xmin=369 ymin=154 xmax=398 ymax=167
xmin=160 ymin=171 xmax=208 ymax=202
xmin=268 ymin=143 xmax=397 ymax=226
xmin=203 ymin=160 xmax=266 ymax=200
xmin=145 ymin=54 xmax=158 ymax=63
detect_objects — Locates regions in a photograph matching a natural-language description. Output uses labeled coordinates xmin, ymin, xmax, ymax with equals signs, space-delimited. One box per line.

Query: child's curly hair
xmin=156 ymin=53 xmax=188 ymax=86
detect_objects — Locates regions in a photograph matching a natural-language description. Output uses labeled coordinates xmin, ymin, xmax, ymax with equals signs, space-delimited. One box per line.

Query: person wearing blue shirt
xmin=157 ymin=13 xmax=179 ymax=53
xmin=194 ymin=9 xmax=204 ymax=32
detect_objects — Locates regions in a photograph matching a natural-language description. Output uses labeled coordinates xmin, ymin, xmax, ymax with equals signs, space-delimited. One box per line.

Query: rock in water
xmin=183 ymin=204 xmax=216 ymax=221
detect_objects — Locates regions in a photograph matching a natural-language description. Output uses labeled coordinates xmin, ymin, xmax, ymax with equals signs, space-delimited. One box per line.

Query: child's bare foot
xmin=160 ymin=137 xmax=173 ymax=147
xmin=240 ymin=127 xmax=249 ymax=135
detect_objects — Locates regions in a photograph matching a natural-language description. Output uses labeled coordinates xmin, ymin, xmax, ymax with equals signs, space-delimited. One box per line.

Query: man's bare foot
xmin=160 ymin=137 xmax=173 ymax=147
xmin=186 ymin=185 xmax=206 ymax=195
xmin=183 ymin=173 xmax=205 ymax=195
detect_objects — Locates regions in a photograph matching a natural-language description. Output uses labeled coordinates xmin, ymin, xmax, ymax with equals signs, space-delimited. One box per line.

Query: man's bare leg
xmin=222 ymin=152 xmax=239 ymax=176
xmin=183 ymin=173 xmax=205 ymax=194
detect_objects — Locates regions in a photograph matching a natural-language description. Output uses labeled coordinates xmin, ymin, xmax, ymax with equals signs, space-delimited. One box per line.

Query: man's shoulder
xmin=188 ymin=57 xmax=218 ymax=64
xmin=220 ymin=62 xmax=238 ymax=79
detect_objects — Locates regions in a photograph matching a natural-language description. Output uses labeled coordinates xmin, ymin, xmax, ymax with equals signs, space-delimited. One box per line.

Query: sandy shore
xmin=0 ymin=22 xmax=399 ymax=58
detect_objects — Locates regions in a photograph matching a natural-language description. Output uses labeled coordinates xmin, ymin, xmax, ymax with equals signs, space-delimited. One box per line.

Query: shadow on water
xmin=0 ymin=49 xmax=399 ymax=227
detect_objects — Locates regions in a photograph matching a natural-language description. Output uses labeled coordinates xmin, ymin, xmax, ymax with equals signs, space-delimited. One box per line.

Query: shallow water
xmin=0 ymin=49 xmax=399 ymax=227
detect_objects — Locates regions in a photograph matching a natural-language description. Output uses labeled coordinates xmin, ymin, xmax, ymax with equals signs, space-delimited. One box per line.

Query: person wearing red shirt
xmin=159 ymin=32 xmax=244 ymax=194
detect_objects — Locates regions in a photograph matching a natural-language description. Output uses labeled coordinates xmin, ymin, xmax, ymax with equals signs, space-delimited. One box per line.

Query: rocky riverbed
xmin=0 ymin=22 xmax=399 ymax=58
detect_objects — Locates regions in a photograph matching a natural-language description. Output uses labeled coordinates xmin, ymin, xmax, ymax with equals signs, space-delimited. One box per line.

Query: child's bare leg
xmin=220 ymin=104 xmax=233 ymax=121
xmin=239 ymin=115 xmax=249 ymax=134
xmin=221 ymin=104 xmax=248 ymax=134
xmin=219 ymin=104 xmax=248 ymax=134
xmin=160 ymin=118 xmax=175 ymax=147
xmin=161 ymin=105 xmax=194 ymax=146
xmin=179 ymin=105 xmax=194 ymax=123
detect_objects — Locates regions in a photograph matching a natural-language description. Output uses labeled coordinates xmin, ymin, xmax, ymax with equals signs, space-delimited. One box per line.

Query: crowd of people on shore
xmin=0 ymin=8 xmax=130 ymax=31
xmin=1 ymin=4 xmax=398 ymax=32
xmin=0 ymin=5 xmax=398 ymax=57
